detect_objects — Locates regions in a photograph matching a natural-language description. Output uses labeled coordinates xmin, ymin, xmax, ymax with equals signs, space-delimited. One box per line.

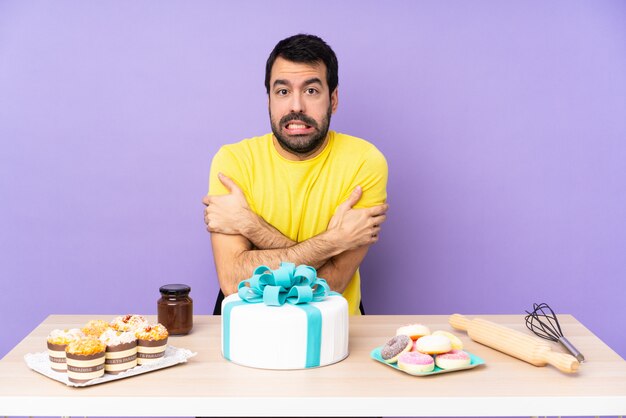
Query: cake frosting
xmin=110 ymin=314 xmax=149 ymax=332
xmin=221 ymin=263 xmax=349 ymax=370
xmin=135 ymin=324 xmax=168 ymax=341
xmin=47 ymin=328 xmax=84 ymax=345
xmin=100 ymin=329 xmax=137 ymax=346
xmin=82 ymin=320 xmax=112 ymax=337
xmin=66 ymin=337 xmax=106 ymax=356
xmin=222 ymin=293 xmax=348 ymax=369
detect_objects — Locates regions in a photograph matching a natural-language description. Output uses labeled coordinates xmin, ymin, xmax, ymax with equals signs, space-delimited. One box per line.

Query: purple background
xmin=1 ymin=0 xmax=625 ymax=368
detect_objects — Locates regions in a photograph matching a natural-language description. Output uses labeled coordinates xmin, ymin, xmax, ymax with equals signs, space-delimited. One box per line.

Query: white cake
xmin=221 ymin=293 xmax=349 ymax=369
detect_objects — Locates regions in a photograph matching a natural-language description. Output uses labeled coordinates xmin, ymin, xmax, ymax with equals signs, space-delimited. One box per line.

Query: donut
xmin=432 ymin=330 xmax=464 ymax=350
xmin=396 ymin=323 xmax=431 ymax=341
xmin=413 ymin=334 xmax=452 ymax=355
xmin=381 ymin=334 xmax=412 ymax=363
xmin=435 ymin=349 xmax=471 ymax=370
xmin=397 ymin=351 xmax=435 ymax=374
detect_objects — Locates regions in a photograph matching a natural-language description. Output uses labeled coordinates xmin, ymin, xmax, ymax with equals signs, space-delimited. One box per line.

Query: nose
xmin=289 ymin=92 xmax=305 ymax=113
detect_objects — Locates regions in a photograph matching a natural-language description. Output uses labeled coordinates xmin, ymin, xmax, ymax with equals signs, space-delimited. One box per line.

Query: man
xmin=203 ymin=34 xmax=388 ymax=316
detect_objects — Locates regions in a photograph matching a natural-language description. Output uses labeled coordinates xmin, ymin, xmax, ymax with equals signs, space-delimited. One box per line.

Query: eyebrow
xmin=272 ymin=77 xmax=323 ymax=89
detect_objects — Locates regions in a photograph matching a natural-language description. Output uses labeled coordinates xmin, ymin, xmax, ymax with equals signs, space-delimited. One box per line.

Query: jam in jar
xmin=157 ymin=284 xmax=193 ymax=335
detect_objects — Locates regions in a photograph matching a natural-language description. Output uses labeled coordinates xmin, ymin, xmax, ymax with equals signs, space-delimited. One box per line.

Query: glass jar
xmin=157 ymin=284 xmax=193 ymax=335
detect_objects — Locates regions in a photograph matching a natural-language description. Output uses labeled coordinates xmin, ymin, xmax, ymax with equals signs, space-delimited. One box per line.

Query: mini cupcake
xmin=135 ymin=324 xmax=169 ymax=365
xmin=46 ymin=328 xmax=84 ymax=372
xmin=110 ymin=314 xmax=149 ymax=333
xmin=99 ymin=329 xmax=138 ymax=374
xmin=65 ymin=337 xmax=106 ymax=383
xmin=81 ymin=320 xmax=111 ymax=338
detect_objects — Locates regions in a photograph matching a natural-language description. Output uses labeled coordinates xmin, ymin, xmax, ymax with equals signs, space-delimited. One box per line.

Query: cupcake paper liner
xmin=104 ymin=341 xmax=138 ymax=374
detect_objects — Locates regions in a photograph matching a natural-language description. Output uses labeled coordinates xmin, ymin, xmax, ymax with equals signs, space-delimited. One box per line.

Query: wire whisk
xmin=525 ymin=302 xmax=584 ymax=363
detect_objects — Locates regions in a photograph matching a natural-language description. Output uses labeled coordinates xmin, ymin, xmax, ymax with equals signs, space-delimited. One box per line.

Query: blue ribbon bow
xmin=237 ymin=262 xmax=332 ymax=306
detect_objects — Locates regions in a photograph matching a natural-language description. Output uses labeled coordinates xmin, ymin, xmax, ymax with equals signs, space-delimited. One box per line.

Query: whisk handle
xmin=558 ymin=337 xmax=585 ymax=363
xmin=449 ymin=314 xmax=471 ymax=331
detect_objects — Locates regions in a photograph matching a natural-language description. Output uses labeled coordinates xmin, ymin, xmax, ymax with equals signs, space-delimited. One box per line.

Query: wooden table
xmin=1 ymin=314 xmax=625 ymax=416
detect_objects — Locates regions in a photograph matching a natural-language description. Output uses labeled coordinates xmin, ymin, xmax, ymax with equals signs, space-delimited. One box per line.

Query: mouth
xmin=283 ymin=121 xmax=315 ymax=135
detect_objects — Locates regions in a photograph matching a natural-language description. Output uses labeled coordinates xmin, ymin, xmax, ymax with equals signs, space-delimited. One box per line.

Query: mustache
xmin=280 ymin=113 xmax=318 ymax=128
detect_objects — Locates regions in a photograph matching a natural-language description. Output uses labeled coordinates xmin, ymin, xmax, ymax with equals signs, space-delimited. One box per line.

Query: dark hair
xmin=265 ymin=34 xmax=338 ymax=97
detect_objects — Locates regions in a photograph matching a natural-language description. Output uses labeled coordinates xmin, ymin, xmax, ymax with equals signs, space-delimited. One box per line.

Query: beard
xmin=270 ymin=105 xmax=332 ymax=156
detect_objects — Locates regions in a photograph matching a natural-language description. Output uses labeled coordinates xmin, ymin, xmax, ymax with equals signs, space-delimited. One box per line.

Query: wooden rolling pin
xmin=449 ymin=314 xmax=579 ymax=373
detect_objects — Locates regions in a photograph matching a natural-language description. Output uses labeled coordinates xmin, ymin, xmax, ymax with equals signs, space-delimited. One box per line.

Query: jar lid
xmin=159 ymin=284 xmax=191 ymax=295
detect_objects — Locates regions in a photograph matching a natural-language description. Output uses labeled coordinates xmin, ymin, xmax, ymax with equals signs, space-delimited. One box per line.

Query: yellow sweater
xmin=209 ymin=130 xmax=388 ymax=315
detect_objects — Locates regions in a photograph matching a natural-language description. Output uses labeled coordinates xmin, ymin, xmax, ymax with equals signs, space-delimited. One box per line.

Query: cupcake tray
xmin=24 ymin=345 xmax=196 ymax=387
xmin=370 ymin=346 xmax=485 ymax=376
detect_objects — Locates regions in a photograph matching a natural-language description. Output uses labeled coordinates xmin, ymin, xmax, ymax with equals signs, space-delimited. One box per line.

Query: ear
xmin=330 ymin=88 xmax=339 ymax=114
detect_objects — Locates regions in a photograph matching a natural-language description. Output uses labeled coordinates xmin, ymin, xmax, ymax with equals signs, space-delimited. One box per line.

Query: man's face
xmin=268 ymin=57 xmax=338 ymax=158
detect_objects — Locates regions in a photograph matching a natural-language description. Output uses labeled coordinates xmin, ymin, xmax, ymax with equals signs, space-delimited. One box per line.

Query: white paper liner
xmin=24 ymin=345 xmax=196 ymax=387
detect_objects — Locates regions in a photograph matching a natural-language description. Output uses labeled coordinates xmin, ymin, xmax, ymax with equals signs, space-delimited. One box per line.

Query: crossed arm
xmin=203 ymin=173 xmax=388 ymax=295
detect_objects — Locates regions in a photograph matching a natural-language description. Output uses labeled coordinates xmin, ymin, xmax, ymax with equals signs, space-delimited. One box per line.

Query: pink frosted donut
xmin=381 ymin=334 xmax=412 ymax=364
xmin=413 ymin=334 xmax=452 ymax=355
xmin=398 ymin=352 xmax=435 ymax=374
xmin=435 ymin=349 xmax=471 ymax=370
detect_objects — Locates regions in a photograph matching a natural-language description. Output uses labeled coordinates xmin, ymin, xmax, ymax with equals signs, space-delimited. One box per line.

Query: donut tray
xmin=370 ymin=346 xmax=485 ymax=376
xmin=24 ymin=345 xmax=196 ymax=387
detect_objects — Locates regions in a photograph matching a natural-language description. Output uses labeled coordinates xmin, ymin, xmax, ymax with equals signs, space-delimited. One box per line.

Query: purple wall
xmin=1 ymin=0 xmax=625 ymax=364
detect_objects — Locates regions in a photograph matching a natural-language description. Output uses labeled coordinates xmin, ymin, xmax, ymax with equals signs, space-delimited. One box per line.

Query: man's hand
xmin=204 ymin=173 xmax=296 ymax=250
xmin=203 ymin=173 xmax=254 ymax=235
xmin=327 ymin=185 xmax=389 ymax=251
